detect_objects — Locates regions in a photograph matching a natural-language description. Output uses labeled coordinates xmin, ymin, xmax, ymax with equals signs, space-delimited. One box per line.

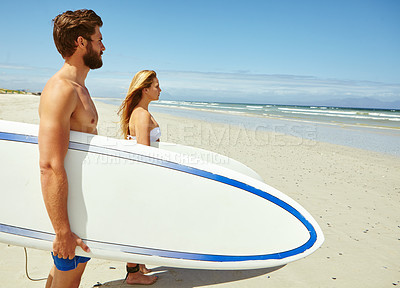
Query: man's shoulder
xmin=39 ymin=76 xmax=79 ymax=116
xmin=42 ymin=76 xmax=78 ymax=100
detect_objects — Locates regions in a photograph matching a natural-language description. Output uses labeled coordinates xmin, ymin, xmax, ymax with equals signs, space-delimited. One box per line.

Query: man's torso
xmin=40 ymin=74 xmax=98 ymax=134
xmin=69 ymin=81 xmax=98 ymax=134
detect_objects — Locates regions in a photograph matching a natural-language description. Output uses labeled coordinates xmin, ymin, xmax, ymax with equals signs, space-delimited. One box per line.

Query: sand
xmin=1 ymin=93 xmax=399 ymax=287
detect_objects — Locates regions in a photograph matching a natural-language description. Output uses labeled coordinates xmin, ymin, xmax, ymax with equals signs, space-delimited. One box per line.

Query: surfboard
xmin=0 ymin=120 xmax=324 ymax=270
xmin=151 ymin=142 xmax=264 ymax=181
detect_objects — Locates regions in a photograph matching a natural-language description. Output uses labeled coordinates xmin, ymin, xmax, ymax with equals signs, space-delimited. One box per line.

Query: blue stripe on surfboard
xmin=0 ymin=222 xmax=308 ymax=262
xmin=0 ymin=131 xmax=318 ymax=262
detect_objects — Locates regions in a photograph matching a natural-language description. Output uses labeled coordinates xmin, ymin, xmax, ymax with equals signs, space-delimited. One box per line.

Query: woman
xmin=118 ymin=70 xmax=161 ymax=285
xmin=119 ymin=70 xmax=161 ymax=143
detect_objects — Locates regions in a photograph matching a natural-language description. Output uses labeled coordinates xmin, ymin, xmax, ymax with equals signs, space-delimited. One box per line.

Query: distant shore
xmin=0 ymin=88 xmax=41 ymax=96
xmin=1 ymin=93 xmax=399 ymax=288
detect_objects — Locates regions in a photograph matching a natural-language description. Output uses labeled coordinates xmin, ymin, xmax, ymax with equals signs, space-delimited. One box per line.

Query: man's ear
xmin=76 ymin=36 xmax=87 ymax=48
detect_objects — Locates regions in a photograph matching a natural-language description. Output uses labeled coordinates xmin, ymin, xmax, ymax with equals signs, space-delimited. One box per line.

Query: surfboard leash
xmin=23 ymin=247 xmax=48 ymax=282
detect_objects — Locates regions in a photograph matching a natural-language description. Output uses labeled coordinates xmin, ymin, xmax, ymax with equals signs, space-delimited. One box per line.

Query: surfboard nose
xmin=68 ymin=142 xmax=323 ymax=266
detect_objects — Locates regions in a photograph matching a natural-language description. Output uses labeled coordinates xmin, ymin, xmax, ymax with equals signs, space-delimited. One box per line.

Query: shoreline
xmin=96 ymin=97 xmax=400 ymax=131
xmin=1 ymin=93 xmax=399 ymax=287
xmin=152 ymin=104 xmax=400 ymax=130
xmin=93 ymin=97 xmax=400 ymax=157
xmin=148 ymin=105 xmax=400 ymax=157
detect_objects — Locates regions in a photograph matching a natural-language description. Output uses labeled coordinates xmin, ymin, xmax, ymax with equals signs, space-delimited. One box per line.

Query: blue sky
xmin=0 ymin=0 xmax=399 ymax=106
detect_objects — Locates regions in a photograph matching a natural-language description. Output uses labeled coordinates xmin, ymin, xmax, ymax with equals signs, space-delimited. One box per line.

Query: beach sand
xmin=1 ymin=93 xmax=399 ymax=287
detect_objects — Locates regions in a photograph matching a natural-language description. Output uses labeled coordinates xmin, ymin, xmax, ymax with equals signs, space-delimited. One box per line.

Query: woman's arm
xmin=131 ymin=109 xmax=152 ymax=146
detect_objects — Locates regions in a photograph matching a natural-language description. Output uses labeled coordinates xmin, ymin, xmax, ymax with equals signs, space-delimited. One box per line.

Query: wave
xmin=150 ymin=100 xmax=400 ymax=129
xmin=280 ymin=110 xmax=400 ymax=121
xmin=278 ymin=107 xmax=400 ymax=120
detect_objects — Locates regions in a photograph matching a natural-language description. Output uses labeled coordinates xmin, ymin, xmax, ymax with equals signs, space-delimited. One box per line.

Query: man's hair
xmin=52 ymin=9 xmax=103 ymax=58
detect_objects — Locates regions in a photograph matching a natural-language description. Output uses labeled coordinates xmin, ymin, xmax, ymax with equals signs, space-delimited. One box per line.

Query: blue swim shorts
xmin=51 ymin=253 xmax=91 ymax=271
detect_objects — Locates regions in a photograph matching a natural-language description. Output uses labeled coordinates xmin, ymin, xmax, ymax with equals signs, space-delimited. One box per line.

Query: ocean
xmin=151 ymin=100 xmax=400 ymax=129
xmin=98 ymin=98 xmax=400 ymax=156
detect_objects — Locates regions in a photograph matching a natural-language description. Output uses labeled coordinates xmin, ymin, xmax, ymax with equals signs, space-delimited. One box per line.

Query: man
xmin=39 ymin=9 xmax=157 ymax=287
xmin=38 ymin=9 xmax=104 ymax=288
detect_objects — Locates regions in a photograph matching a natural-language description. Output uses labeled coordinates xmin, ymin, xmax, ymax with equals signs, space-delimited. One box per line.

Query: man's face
xmin=83 ymin=26 xmax=105 ymax=69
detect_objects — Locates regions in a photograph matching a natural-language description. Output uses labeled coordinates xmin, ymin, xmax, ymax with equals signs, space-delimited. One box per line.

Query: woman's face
xmin=144 ymin=77 xmax=161 ymax=101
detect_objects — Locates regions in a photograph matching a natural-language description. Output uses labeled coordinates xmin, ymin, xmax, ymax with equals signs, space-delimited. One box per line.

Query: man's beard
xmin=83 ymin=42 xmax=103 ymax=69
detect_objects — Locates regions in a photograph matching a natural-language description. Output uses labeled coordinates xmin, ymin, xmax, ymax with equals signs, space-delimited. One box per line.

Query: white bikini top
xmin=127 ymin=127 xmax=161 ymax=142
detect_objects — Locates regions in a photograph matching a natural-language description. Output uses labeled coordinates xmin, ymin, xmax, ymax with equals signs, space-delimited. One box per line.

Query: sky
xmin=0 ymin=0 xmax=399 ymax=107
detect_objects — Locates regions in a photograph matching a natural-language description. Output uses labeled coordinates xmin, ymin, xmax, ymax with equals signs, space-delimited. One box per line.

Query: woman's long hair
xmin=118 ymin=70 xmax=157 ymax=139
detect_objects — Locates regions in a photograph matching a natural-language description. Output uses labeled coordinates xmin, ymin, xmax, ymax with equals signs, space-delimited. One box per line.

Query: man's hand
xmin=53 ymin=231 xmax=91 ymax=260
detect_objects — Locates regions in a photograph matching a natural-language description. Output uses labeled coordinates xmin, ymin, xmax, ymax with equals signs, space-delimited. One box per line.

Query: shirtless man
xmin=39 ymin=9 xmax=105 ymax=288
xmin=39 ymin=9 xmax=156 ymax=287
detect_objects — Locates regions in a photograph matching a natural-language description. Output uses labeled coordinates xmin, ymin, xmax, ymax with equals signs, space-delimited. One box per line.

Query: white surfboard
xmin=151 ymin=142 xmax=264 ymax=181
xmin=0 ymin=120 xmax=324 ymax=270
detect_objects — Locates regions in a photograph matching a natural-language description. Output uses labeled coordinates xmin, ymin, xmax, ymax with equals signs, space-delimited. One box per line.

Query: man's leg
xmin=45 ymin=265 xmax=55 ymax=288
xmin=46 ymin=262 xmax=87 ymax=288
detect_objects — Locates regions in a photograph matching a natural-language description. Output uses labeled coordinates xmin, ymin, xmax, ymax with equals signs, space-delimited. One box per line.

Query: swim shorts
xmin=51 ymin=253 xmax=91 ymax=271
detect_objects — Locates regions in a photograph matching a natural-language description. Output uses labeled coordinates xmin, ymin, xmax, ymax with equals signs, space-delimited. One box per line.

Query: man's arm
xmin=38 ymin=80 xmax=90 ymax=259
